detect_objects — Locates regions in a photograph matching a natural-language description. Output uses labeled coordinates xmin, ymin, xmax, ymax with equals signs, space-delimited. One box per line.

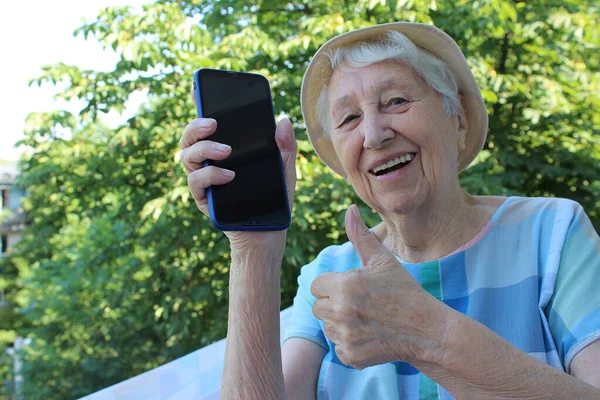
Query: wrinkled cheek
xmin=348 ymin=172 xmax=376 ymax=206
xmin=336 ymin=148 xmax=362 ymax=183
xmin=417 ymin=151 xmax=437 ymax=189
xmin=333 ymin=133 xmax=362 ymax=161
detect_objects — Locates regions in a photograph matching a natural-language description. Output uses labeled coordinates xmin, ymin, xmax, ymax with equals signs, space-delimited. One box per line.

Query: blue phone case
xmin=193 ymin=68 xmax=291 ymax=231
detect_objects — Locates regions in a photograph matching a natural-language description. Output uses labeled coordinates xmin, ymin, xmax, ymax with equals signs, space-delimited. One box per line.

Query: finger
xmin=275 ymin=117 xmax=297 ymax=206
xmin=335 ymin=345 xmax=350 ymax=366
xmin=323 ymin=322 xmax=341 ymax=344
xmin=187 ymin=166 xmax=235 ymax=213
xmin=310 ymin=272 xmax=340 ymax=299
xmin=179 ymin=119 xmax=217 ymax=150
xmin=336 ymin=344 xmax=369 ymax=370
xmin=312 ymin=298 xmax=336 ymax=321
xmin=181 ymin=140 xmax=232 ymax=174
xmin=345 ymin=204 xmax=391 ymax=267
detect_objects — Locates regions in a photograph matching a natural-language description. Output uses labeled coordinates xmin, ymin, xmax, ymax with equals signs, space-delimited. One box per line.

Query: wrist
xmin=416 ymin=307 xmax=513 ymax=384
xmin=433 ymin=307 xmax=468 ymax=369
xmin=230 ymin=242 xmax=284 ymax=268
xmin=413 ymin=300 xmax=461 ymax=367
xmin=396 ymin=294 xmax=459 ymax=368
xmin=229 ymin=239 xmax=285 ymax=285
xmin=227 ymin=243 xmax=284 ymax=314
xmin=230 ymin=232 xmax=286 ymax=260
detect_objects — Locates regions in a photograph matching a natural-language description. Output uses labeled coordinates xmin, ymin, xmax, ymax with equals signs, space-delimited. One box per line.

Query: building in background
xmin=0 ymin=162 xmax=27 ymax=308
xmin=0 ymin=164 xmax=26 ymax=259
xmin=0 ymin=163 xmax=27 ymax=399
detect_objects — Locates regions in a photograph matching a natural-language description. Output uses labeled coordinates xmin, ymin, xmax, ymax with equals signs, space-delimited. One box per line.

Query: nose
xmin=362 ymin=112 xmax=394 ymax=149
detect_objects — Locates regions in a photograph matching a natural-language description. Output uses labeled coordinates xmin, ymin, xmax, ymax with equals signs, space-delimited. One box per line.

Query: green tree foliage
xmin=0 ymin=0 xmax=597 ymax=398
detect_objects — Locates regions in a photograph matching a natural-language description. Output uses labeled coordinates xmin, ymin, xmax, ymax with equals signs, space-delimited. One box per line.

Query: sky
xmin=0 ymin=0 xmax=148 ymax=162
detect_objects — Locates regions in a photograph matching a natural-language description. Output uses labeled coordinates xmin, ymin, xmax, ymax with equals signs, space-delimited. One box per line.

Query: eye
xmin=388 ymin=97 xmax=407 ymax=106
xmin=339 ymin=114 xmax=359 ymax=127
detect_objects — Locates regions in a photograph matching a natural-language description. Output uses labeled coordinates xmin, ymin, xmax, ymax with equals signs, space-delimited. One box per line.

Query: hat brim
xmin=301 ymin=22 xmax=488 ymax=178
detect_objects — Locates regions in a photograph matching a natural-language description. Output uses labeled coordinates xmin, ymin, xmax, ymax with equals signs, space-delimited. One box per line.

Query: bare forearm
xmin=220 ymin=245 xmax=287 ymax=400
xmin=414 ymin=311 xmax=600 ymax=399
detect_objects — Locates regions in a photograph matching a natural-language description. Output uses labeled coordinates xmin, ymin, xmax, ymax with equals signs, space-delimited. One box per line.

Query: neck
xmin=375 ymin=186 xmax=484 ymax=263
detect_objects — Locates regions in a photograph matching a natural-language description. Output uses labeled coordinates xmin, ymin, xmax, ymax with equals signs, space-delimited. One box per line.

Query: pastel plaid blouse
xmin=283 ymin=196 xmax=600 ymax=399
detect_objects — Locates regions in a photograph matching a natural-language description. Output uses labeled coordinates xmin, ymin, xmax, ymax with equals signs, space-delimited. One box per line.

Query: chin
xmin=373 ymin=194 xmax=421 ymax=217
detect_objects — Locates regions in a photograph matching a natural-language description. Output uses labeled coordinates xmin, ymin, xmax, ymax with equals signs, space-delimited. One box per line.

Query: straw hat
xmin=300 ymin=22 xmax=488 ymax=177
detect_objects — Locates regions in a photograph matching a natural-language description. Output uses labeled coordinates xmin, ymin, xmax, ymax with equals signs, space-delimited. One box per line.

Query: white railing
xmin=80 ymin=307 xmax=293 ymax=400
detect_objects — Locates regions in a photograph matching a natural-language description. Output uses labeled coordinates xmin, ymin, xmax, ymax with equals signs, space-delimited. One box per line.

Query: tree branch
xmin=492 ymin=32 xmax=511 ymax=118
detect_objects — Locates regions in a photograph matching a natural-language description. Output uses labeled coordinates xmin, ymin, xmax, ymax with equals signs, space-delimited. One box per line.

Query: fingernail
xmin=216 ymin=144 xmax=231 ymax=153
xmin=222 ymin=169 xmax=235 ymax=178
xmin=198 ymin=119 xmax=214 ymax=128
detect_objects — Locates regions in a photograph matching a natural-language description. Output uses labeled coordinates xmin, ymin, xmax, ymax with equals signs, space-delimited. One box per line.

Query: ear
xmin=456 ymin=96 xmax=468 ymax=151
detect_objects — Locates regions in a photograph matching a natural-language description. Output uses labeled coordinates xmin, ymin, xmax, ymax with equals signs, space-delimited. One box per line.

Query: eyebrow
xmin=330 ymin=95 xmax=354 ymax=115
xmin=330 ymin=77 xmax=419 ymax=114
xmin=377 ymin=77 xmax=418 ymax=93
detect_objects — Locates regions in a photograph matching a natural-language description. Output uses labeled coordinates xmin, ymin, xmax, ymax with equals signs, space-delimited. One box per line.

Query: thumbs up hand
xmin=310 ymin=205 xmax=451 ymax=370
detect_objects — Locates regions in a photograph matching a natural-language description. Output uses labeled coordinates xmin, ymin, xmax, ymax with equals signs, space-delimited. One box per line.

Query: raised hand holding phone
xmin=179 ymin=69 xmax=297 ymax=254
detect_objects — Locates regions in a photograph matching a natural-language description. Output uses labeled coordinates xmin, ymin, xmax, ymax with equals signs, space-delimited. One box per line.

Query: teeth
xmin=371 ymin=153 xmax=415 ymax=174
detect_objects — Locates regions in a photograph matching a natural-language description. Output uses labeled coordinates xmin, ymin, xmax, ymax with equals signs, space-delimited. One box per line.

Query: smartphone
xmin=193 ymin=69 xmax=291 ymax=231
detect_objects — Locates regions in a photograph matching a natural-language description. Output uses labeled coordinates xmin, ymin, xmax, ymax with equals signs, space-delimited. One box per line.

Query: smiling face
xmin=327 ymin=59 xmax=467 ymax=216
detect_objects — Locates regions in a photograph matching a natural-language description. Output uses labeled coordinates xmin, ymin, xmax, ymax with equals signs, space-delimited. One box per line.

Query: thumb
xmin=345 ymin=204 xmax=391 ymax=267
xmin=275 ymin=117 xmax=297 ymax=156
xmin=275 ymin=117 xmax=297 ymax=207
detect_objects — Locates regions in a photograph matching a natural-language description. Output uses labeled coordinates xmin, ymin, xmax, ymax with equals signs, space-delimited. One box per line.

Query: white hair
xmin=316 ymin=30 xmax=461 ymax=136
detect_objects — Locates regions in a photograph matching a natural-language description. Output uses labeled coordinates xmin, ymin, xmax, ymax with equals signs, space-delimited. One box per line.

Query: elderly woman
xmin=179 ymin=23 xmax=600 ymax=399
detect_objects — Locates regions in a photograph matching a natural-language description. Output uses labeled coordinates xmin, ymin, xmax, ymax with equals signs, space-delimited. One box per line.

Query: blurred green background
xmin=0 ymin=0 xmax=598 ymax=398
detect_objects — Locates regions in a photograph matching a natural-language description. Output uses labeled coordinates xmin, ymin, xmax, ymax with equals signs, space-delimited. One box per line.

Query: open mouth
xmin=370 ymin=153 xmax=417 ymax=176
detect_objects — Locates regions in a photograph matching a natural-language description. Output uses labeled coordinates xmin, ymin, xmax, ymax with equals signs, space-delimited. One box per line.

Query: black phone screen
xmin=197 ymin=70 xmax=290 ymax=229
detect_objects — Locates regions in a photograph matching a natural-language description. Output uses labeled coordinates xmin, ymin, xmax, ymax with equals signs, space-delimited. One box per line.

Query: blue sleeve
xmin=546 ymin=203 xmax=600 ymax=371
xmin=283 ymin=256 xmax=329 ymax=351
